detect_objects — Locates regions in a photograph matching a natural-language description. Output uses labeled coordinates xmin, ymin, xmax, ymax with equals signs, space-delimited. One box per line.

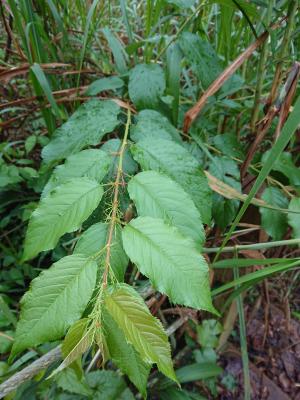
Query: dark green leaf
xmin=128 ymin=64 xmax=166 ymax=110
xmin=42 ymin=100 xmax=120 ymax=162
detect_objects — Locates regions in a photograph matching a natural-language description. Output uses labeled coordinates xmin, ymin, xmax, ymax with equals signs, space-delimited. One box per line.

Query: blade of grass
xmin=31 ymin=63 xmax=64 ymax=120
xmin=213 ymin=94 xmax=300 ymax=262
xmin=212 ymin=260 xmax=300 ymax=296
xmin=102 ymin=27 xmax=128 ymax=74
xmin=212 ymin=257 xmax=299 ymax=268
xmin=205 ymin=238 xmax=300 ymax=253
xmin=234 ymin=259 xmax=251 ymax=400
xmin=76 ymin=0 xmax=100 ymax=89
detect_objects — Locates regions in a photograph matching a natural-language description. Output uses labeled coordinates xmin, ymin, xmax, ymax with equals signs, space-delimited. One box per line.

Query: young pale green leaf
xmin=11 ymin=255 xmax=97 ymax=358
xmin=128 ymin=171 xmax=205 ymax=247
xmin=53 ymin=318 xmax=93 ymax=374
xmin=288 ymin=198 xmax=300 ymax=240
xmin=42 ymin=100 xmax=120 ymax=162
xmin=128 ymin=64 xmax=166 ymax=110
xmin=102 ymin=309 xmax=151 ymax=396
xmin=122 ymin=217 xmax=216 ymax=313
xmin=74 ymin=223 xmax=128 ymax=282
xmin=259 ymin=187 xmax=289 ymax=240
xmin=131 ymin=138 xmax=212 ymax=224
xmin=130 ymin=110 xmax=182 ymax=143
xmin=43 ymin=149 xmax=110 ymax=197
xmin=23 ymin=178 xmax=103 ymax=261
xmin=104 ymin=284 xmax=176 ymax=382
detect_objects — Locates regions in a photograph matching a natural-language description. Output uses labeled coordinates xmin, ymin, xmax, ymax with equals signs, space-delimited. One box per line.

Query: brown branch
xmin=183 ymin=18 xmax=286 ymax=133
xmin=0 ymin=346 xmax=61 ymax=399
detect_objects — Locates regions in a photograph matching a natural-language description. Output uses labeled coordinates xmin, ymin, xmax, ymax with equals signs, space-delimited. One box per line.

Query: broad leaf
xmin=128 ymin=64 xmax=166 ymax=110
xmin=85 ymin=76 xmax=124 ymax=96
xmin=209 ymin=156 xmax=241 ymax=229
xmin=42 ymin=100 xmax=120 ymax=162
xmin=288 ymin=198 xmax=300 ymax=239
xmin=74 ymin=223 xmax=128 ymax=281
xmin=0 ymin=161 xmax=22 ymax=188
xmin=179 ymin=32 xmax=221 ymax=89
xmin=43 ymin=149 xmax=110 ymax=197
xmin=56 ymin=368 xmax=92 ymax=397
xmin=128 ymin=171 xmax=205 ymax=246
xmin=103 ymin=309 xmax=150 ymax=396
xmin=11 ymin=255 xmax=97 ymax=357
xmin=86 ymin=370 xmax=135 ymax=399
xmin=104 ymin=284 xmax=176 ymax=381
xmin=131 ymin=110 xmax=181 ymax=143
xmin=122 ymin=217 xmax=216 ymax=313
xmin=259 ymin=187 xmax=288 ymax=240
xmin=213 ymin=133 xmax=245 ymax=160
xmin=23 ymin=178 xmax=103 ymax=261
xmin=262 ymin=151 xmax=300 ymax=187
xmin=131 ymin=138 xmax=212 ymax=224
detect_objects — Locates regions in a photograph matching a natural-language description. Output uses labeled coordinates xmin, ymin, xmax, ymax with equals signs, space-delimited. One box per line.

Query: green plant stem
xmin=250 ymin=0 xmax=274 ymax=131
xmin=268 ymin=0 xmax=298 ymax=106
xmin=204 ymin=238 xmax=300 ymax=254
xmin=234 ymin=263 xmax=251 ymax=400
xmin=102 ymin=109 xmax=131 ymax=288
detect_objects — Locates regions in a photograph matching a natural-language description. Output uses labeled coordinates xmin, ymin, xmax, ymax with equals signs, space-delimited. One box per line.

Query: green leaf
xmin=104 ymin=284 xmax=176 ymax=381
xmin=43 ymin=149 xmax=110 ymax=197
xmin=86 ymin=370 xmax=135 ymax=399
xmin=0 ymin=162 xmax=22 ymax=188
xmin=165 ymin=0 xmax=196 ymax=8
xmin=74 ymin=223 xmax=128 ymax=282
xmin=197 ymin=319 xmax=222 ymax=348
xmin=209 ymin=156 xmax=241 ymax=229
xmin=23 ymin=178 xmax=104 ymax=261
xmin=213 ymin=134 xmax=245 ymax=160
xmin=54 ymin=318 xmax=92 ymax=374
xmin=25 ymin=135 xmax=37 ymax=154
xmin=128 ymin=64 xmax=166 ymax=110
xmin=176 ymin=363 xmax=223 ymax=383
xmin=131 ymin=110 xmax=182 ymax=143
xmin=128 ymin=171 xmax=205 ymax=246
xmin=85 ymin=76 xmax=124 ymax=96
xmin=179 ymin=32 xmax=221 ymax=90
xmin=131 ymin=138 xmax=212 ymax=224
xmin=103 ymin=309 xmax=150 ymax=396
xmin=42 ymin=100 xmax=120 ymax=162
xmin=102 ymin=138 xmax=138 ymax=180
xmin=259 ymin=187 xmax=289 ymax=240
xmin=160 ymin=387 xmax=207 ymax=400
xmin=122 ymin=217 xmax=216 ymax=313
xmin=11 ymin=255 xmax=97 ymax=357
xmin=262 ymin=151 xmax=300 ymax=187
xmin=56 ymin=368 xmax=92 ymax=397
xmin=102 ymin=28 xmax=128 ymax=74
xmin=166 ymin=43 xmax=182 ymax=125
xmin=288 ymin=198 xmax=300 ymax=239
